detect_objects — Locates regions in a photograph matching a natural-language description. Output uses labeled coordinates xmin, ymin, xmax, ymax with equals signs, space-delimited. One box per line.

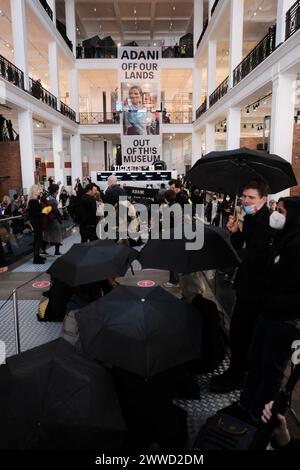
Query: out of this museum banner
xmin=118 ymin=47 xmax=162 ymax=167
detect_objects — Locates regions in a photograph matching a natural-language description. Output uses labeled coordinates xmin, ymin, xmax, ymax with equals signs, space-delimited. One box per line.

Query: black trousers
xmin=0 ymin=239 xmax=6 ymax=267
xmin=229 ymin=297 xmax=262 ymax=380
xmin=240 ymin=316 xmax=300 ymax=417
xmin=80 ymin=225 xmax=97 ymax=243
xmin=31 ymin=223 xmax=43 ymax=255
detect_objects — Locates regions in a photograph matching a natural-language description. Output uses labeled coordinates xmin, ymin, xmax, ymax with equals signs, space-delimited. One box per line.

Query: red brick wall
xmin=0 ymin=141 xmax=22 ymax=198
xmin=240 ymin=137 xmax=264 ymax=149
xmin=291 ymin=124 xmax=300 ymax=196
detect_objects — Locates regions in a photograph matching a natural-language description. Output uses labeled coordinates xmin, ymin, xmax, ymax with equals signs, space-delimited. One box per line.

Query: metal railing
xmin=28 ymin=77 xmax=57 ymax=111
xmin=286 ymin=0 xmax=300 ymax=40
xmin=195 ymin=98 xmax=207 ymax=120
xmin=161 ymin=45 xmax=193 ymax=58
xmin=211 ymin=0 xmax=220 ymax=17
xmin=56 ymin=20 xmax=73 ymax=52
xmin=78 ymin=45 xmax=118 ymax=59
xmin=209 ymin=76 xmax=229 ymax=107
xmin=233 ymin=25 xmax=276 ymax=86
xmin=0 ymin=55 xmax=24 ymax=90
xmin=196 ymin=19 xmax=208 ymax=48
xmin=39 ymin=0 xmax=53 ymax=21
xmin=60 ymin=102 xmax=77 ymax=122
xmin=162 ymin=111 xmax=192 ymax=124
xmin=79 ymin=112 xmax=120 ymax=124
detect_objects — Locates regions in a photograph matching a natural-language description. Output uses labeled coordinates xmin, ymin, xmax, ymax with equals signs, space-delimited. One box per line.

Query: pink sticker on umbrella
xmin=137 ymin=280 xmax=155 ymax=287
xmin=32 ymin=281 xmax=50 ymax=288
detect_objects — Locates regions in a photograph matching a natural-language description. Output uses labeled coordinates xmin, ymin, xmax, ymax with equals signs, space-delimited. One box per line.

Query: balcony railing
xmin=233 ymin=25 xmax=276 ymax=86
xmin=56 ymin=20 xmax=73 ymax=52
xmin=39 ymin=0 xmax=53 ymax=21
xmin=79 ymin=112 xmax=120 ymax=124
xmin=61 ymin=102 xmax=76 ymax=122
xmin=0 ymin=55 xmax=24 ymax=90
xmin=209 ymin=76 xmax=229 ymax=107
xmin=28 ymin=77 xmax=57 ymax=110
xmin=211 ymin=0 xmax=220 ymax=17
xmin=162 ymin=45 xmax=193 ymax=58
xmin=196 ymin=98 xmax=207 ymax=120
xmin=286 ymin=0 xmax=300 ymax=40
xmin=162 ymin=111 xmax=192 ymax=124
xmin=196 ymin=19 xmax=209 ymax=48
xmin=78 ymin=45 xmax=118 ymax=59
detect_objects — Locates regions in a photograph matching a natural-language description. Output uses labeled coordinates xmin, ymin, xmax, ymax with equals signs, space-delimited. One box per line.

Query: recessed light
xmin=173 ymin=6 xmax=176 ymax=11
xmin=253 ymin=11 xmax=257 ymax=16
xmin=94 ymin=7 xmax=97 ymax=12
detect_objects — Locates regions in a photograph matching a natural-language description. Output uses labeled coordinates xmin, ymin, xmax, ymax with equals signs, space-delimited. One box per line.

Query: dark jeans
xmin=31 ymin=223 xmax=43 ymax=255
xmin=240 ymin=317 xmax=300 ymax=417
xmin=229 ymin=297 xmax=261 ymax=380
xmin=80 ymin=225 xmax=97 ymax=243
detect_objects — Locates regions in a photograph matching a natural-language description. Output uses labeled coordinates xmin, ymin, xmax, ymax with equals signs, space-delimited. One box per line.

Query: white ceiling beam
xmin=113 ymin=0 xmax=124 ymax=43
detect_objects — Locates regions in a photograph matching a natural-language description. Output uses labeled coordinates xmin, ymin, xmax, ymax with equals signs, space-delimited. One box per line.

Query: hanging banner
xmin=118 ymin=47 xmax=162 ymax=167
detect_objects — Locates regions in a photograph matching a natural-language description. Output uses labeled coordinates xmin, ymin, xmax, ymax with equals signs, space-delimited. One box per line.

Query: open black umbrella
xmin=139 ymin=224 xmax=240 ymax=273
xmin=2 ymin=339 xmax=125 ymax=450
xmin=187 ymin=147 xmax=297 ymax=195
xmin=47 ymin=239 xmax=137 ymax=287
xmin=76 ymin=286 xmax=202 ymax=378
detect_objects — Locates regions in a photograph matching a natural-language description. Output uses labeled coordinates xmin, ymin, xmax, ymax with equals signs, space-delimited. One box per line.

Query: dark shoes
xmin=33 ymin=256 xmax=45 ymax=264
xmin=209 ymin=370 xmax=243 ymax=394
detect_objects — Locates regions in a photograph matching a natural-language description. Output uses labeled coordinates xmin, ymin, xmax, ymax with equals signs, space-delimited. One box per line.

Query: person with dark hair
xmin=238 ymin=197 xmax=300 ymax=419
xmin=210 ymin=177 xmax=272 ymax=393
xmin=78 ymin=183 xmax=98 ymax=242
xmin=43 ymin=184 xmax=63 ymax=255
xmin=205 ymin=194 xmax=221 ymax=226
xmin=169 ymin=179 xmax=190 ymax=208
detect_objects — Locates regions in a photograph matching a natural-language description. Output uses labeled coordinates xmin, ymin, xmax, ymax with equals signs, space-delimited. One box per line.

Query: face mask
xmin=226 ymin=197 xmax=230 ymax=201
xmin=243 ymin=204 xmax=257 ymax=215
xmin=270 ymin=211 xmax=286 ymax=230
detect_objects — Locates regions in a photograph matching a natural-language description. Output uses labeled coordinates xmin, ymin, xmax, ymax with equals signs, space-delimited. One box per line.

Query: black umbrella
xmin=2 ymin=339 xmax=125 ymax=450
xmin=139 ymin=224 xmax=240 ymax=273
xmin=48 ymin=239 xmax=137 ymax=287
xmin=187 ymin=147 xmax=297 ymax=195
xmin=76 ymin=286 xmax=203 ymax=378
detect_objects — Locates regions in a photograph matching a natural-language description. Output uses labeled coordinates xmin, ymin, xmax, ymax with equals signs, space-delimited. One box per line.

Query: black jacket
xmin=231 ymin=204 xmax=272 ymax=300
xmin=263 ymin=231 xmax=300 ymax=321
xmin=78 ymin=194 xmax=97 ymax=227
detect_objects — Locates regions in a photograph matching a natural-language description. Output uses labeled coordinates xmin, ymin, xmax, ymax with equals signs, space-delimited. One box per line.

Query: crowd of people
xmin=1 ymin=170 xmax=299 ymax=449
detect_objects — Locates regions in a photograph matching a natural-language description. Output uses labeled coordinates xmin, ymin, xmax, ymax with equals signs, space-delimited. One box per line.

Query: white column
xmin=228 ymin=0 xmax=244 ymax=88
xmin=10 ymin=0 xmax=29 ymax=90
xmin=276 ymin=0 xmax=295 ymax=46
xmin=18 ymin=110 xmax=35 ymax=191
xmin=270 ymin=73 xmax=296 ymax=197
xmin=207 ymin=40 xmax=217 ymax=103
xmin=226 ymin=107 xmax=241 ymax=149
xmin=52 ymin=125 xmax=64 ymax=184
xmin=70 ymin=134 xmax=82 ymax=183
xmin=69 ymin=68 xmax=79 ymax=122
xmin=205 ymin=122 xmax=215 ymax=153
xmin=192 ymin=130 xmax=202 ymax=165
xmin=47 ymin=0 xmax=56 ymax=25
xmin=193 ymin=62 xmax=201 ymax=121
xmin=65 ymin=0 xmax=76 ymax=56
xmin=48 ymin=42 xmax=60 ymax=110
xmin=194 ymin=0 xmax=204 ymax=55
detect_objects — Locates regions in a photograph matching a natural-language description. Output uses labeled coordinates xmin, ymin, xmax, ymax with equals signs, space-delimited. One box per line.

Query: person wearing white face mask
xmin=239 ymin=196 xmax=300 ymax=421
xmin=210 ymin=177 xmax=272 ymax=393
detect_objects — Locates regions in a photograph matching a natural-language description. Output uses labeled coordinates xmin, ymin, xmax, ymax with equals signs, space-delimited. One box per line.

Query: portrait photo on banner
xmin=121 ymin=82 xmax=160 ymax=136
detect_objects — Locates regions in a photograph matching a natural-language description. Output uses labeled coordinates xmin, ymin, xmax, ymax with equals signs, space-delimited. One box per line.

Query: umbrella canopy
xmin=76 ymin=286 xmax=203 ymax=378
xmin=3 ymin=339 xmax=125 ymax=450
xmin=47 ymin=239 xmax=137 ymax=287
xmin=139 ymin=224 xmax=240 ymax=273
xmin=187 ymin=147 xmax=297 ymax=195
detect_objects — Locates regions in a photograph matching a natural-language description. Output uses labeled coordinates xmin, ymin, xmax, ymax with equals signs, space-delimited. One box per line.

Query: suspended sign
xmin=118 ymin=47 xmax=162 ymax=167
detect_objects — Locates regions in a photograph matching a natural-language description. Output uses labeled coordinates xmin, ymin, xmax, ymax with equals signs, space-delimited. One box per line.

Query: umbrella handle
xmin=130 ymin=264 xmax=135 ymax=276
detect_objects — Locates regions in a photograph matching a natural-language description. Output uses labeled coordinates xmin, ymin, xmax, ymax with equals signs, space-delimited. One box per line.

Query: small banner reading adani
xmin=118 ymin=47 xmax=162 ymax=167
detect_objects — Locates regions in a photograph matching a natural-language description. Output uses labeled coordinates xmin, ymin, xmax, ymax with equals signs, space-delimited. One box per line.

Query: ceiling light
xmin=94 ymin=7 xmax=97 ymax=12
xmin=153 ymin=42 xmax=156 ymax=46
xmin=134 ymin=8 xmax=137 ymax=14
xmin=117 ymin=42 xmax=121 ymax=47
xmin=253 ymin=11 xmax=257 ymax=16
xmin=173 ymin=6 xmax=176 ymax=11
xmin=258 ymin=6 xmax=262 ymax=10
xmin=6 ymin=43 xmax=9 ymax=47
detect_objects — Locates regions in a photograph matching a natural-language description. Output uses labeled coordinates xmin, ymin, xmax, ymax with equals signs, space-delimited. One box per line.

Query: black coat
xmin=231 ymin=204 xmax=272 ymax=300
xmin=263 ymin=231 xmax=300 ymax=321
xmin=78 ymin=194 xmax=97 ymax=227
